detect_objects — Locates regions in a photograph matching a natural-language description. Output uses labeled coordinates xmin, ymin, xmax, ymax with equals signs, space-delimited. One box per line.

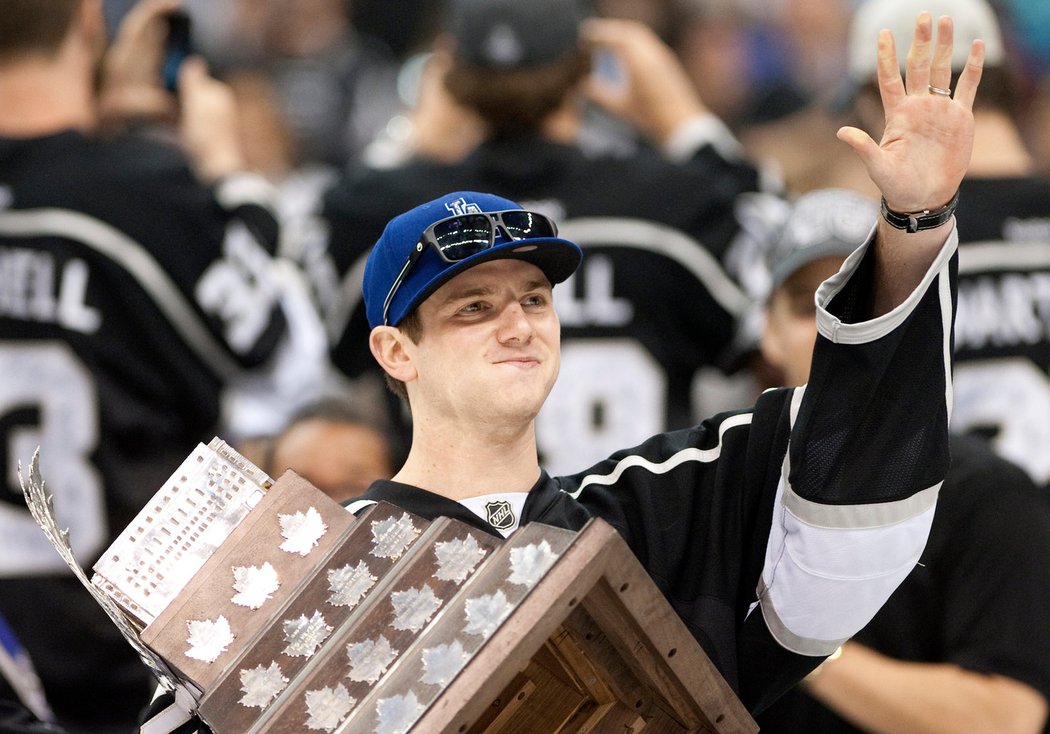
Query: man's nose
xmin=497 ymin=302 xmax=533 ymax=344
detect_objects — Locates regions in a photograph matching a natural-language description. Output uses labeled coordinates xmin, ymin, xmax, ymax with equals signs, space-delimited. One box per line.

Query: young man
xmin=753 ymin=188 xmax=1050 ymax=734
xmin=345 ymin=11 xmax=983 ymax=714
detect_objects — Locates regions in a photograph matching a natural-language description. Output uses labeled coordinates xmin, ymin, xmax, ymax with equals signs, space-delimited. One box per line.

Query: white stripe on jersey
xmin=0 ymin=207 xmax=242 ymax=378
xmin=345 ymin=498 xmax=378 ymax=515
xmin=957 ymin=239 xmax=1050 ymax=273
xmin=759 ymin=466 xmax=940 ymax=656
xmin=566 ymin=411 xmax=754 ymax=499
xmin=213 ymin=171 xmax=278 ymax=211
xmin=557 ymin=217 xmax=750 ymax=317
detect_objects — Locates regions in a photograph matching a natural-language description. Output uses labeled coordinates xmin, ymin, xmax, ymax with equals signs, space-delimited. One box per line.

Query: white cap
xmin=847 ymin=0 xmax=1005 ymax=85
xmin=767 ymin=189 xmax=880 ymax=290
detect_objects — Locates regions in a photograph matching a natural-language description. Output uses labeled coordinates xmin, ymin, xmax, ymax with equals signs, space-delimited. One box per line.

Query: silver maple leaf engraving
xmin=304 ymin=684 xmax=356 ymax=732
xmin=327 ymin=560 xmax=377 ymax=608
xmin=346 ymin=635 xmax=398 ymax=683
xmin=279 ymin=507 xmax=327 ymax=556
xmin=508 ymin=540 xmax=557 ymax=587
xmin=463 ymin=590 xmax=513 ymax=638
xmin=420 ymin=640 xmax=470 ymax=687
xmin=433 ymin=535 xmax=486 ymax=583
xmin=370 ymin=513 xmax=420 ymax=560
xmin=238 ymin=662 xmax=288 ymax=708
xmin=374 ymin=691 xmax=425 ymax=734
xmin=390 ymin=585 xmax=441 ymax=632
xmin=283 ymin=610 xmax=333 ymax=657
xmin=231 ymin=562 xmax=280 ymax=609
xmin=185 ymin=616 xmax=234 ymax=662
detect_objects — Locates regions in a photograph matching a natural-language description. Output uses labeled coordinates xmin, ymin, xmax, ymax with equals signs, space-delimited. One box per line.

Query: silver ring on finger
xmin=928 ymin=84 xmax=952 ymax=97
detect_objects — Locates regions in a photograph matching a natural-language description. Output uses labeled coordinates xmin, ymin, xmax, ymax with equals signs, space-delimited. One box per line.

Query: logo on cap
xmin=481 ymin=23 xmax=526 ymax=67
xmin=484 ymin=500 xmax=515 ymax=531
xmin=445 ymin=197 xmax=483 ymax=217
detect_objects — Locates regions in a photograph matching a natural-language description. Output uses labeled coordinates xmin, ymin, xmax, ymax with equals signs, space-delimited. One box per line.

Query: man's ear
xmin=369 ymin=326 xmax=417 ymax=383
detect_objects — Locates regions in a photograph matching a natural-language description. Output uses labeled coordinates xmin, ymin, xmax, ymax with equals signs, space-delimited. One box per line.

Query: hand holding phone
xmin=162 ymin=10 xmax=193 ymax=93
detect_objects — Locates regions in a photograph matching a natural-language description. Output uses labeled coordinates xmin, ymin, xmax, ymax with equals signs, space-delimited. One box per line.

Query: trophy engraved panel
xmin=91 ymin=438 xmax=272 ymax=625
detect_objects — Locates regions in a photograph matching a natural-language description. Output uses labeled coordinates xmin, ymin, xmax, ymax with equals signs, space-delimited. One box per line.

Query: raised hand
xmin=96 ymin=0 xmax=181 ymax=132
xmin=837 ymin=13 xmax=984 ymax=213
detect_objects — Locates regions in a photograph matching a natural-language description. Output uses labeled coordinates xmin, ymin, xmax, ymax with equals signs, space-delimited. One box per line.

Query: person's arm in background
xmin=805 ymin=642 xmax=1047 ymax=734
xmin=581 ymin=16 xmax=747 ymax=165
xmin=95 ymin=0 xmax=288 ymax=373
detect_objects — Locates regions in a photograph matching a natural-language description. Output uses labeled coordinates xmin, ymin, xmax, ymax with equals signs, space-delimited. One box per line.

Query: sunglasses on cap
xmin=381 ymin=209 xmax=558 ymax=325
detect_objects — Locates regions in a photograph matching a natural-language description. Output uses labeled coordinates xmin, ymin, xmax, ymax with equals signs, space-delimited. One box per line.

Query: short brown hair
xmin=0 ymin=0 xmax=81 ymax=63
xmin=383 ymin=309 xmax=423 ymax=403
xmin=444 ymin=52 xmax=591 ymax=137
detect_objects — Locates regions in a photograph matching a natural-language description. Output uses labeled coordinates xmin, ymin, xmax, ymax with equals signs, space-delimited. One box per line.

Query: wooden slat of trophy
xmin=195 ymin=500 xmax=447 ymax=731
xmin=345 ymin=518 xmax=757 ymax=734
xmin=242 ymin=516 xmax=502 ymax=734
xmin=141 ymin=470 xmax=357 ymax=691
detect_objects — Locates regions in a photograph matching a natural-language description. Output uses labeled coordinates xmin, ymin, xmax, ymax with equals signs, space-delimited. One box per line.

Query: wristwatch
xmin=880 ymin=190 xmax=960 ymax=233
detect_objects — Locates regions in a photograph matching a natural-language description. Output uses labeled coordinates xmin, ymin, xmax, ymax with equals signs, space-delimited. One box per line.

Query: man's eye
xmin=523 ymin=294 xmax=547 ymax=308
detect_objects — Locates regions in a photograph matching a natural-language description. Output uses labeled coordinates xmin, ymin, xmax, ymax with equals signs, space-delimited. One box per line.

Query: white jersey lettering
xmin=0 ymin=247 xmax=100 ymax=334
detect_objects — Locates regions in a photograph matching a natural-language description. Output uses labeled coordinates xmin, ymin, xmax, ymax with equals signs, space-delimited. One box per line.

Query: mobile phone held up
xmin=162 ymin=10 xmax=193 ymax=93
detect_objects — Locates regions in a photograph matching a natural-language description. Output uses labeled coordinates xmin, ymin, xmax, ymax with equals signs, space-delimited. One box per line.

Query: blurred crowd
xmin=102 ymin=0 xmax=1050 ymax=177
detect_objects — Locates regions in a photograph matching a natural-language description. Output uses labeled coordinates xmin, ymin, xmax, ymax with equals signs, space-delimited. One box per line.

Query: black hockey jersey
xmin=0 ymin=130 xmax=286 ymax=730
xmin=755 ymin=434 xmax=1050 ymax=733
xmin=952 ymin=175 xmax=1050 ymax=487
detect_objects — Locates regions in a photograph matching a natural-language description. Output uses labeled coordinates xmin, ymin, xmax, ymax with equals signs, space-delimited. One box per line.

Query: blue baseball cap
xmin=363 ymin=191 xmax=583 ymax=328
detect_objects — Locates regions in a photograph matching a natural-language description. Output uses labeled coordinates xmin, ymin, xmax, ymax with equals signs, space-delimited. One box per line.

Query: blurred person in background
xmin=318 ymin=0 xmax=775 ymax=474
xmin=741 ymin=0 xmax=1050 ymax=489
xmin=0 ymin=0 xmax=288 ymax=729
xmin=752 ymin=188 xmax=1050 ymax=734
xmin=183 ymin=0 xmax=403 ymax=171
xmin=263 ymin=396 xmax=400 ymax=504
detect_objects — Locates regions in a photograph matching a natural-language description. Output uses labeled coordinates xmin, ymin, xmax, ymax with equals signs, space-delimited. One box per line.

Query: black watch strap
xmin=880 ymin=190 xmax=960 ymax=233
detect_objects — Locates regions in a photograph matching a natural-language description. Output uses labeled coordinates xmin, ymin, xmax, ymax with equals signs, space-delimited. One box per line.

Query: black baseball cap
xmin=446 ymin=0 xmax=588 ymax=70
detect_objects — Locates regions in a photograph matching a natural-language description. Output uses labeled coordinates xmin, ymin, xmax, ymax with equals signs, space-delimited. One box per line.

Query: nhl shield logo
xmin=484 ymin=500 xmax=515 ymax=531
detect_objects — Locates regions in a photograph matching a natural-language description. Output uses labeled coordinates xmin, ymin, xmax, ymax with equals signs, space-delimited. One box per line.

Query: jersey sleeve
xmin=757 ymin=225 xmax=957 ymax=659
